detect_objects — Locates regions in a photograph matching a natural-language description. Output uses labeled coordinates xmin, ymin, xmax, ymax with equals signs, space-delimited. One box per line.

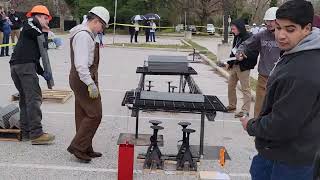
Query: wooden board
xmin=0 ymin=129 xmax=21 ymax=142
xmin=12 ymin=90 xmax=73 ymax=104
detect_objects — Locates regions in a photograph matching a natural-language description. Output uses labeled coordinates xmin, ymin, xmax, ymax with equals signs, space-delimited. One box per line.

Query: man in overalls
xmin=67 ymin=6 xmax=109 ymax=163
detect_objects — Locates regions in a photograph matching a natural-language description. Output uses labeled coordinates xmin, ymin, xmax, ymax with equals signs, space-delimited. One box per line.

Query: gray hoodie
xmin=246 ymin=28 xmax=320 ymax=165
xmin=238 ymin=30 xmax=281 ymax=77
xmin=69 ymin=24 xmax=96 ymax=86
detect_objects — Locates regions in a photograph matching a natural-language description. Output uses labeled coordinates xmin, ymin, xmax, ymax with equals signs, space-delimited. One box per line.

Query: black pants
xmin=10 ymin=63 xmax=43 ymax=139
xmin=1 ymin=32 xmax=10 ymax=56
xmin=145 ymin=32 xmax=150 ymax=42
xmin=130 ymin=31 xmax=139 ymax=43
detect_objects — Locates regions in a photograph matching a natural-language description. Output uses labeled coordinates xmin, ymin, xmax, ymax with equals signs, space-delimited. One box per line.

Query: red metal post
xmin=118 ymin=142 xmax=134 ymax=180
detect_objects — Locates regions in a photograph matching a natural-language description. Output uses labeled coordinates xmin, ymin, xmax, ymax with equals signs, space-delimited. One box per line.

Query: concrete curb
xmin=200 ymin=54 xmax=256 ymax=102
xmin=181 ymin=39 xmax=192 ymax=47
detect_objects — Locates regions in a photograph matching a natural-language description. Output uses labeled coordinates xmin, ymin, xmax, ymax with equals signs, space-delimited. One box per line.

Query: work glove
xmin=41 ymin=71 xmax=52 ymax=81
xmin=88 ymin=83 xmax=99 ymax=99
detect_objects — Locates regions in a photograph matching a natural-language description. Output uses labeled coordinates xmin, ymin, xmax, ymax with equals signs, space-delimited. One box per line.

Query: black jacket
xmin=0 ymin=13 xmax=5 ymax=32
xmin=247 ymin=29 xmax=320 ymax=166
xmin=9 ymin=12 xmax=22 ymax=30
xmin=228 ymin=19 xmax=258 ymax=71
xmin=144 ymin=21 xmax=150 ymax=34
xmin=9 ymin=17 xmax=43 ymax=66
xmin=129 ymin=25 xmax=135 ymax=35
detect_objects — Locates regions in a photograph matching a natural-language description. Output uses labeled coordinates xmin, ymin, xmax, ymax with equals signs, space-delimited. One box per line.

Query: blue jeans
xmin=53 ymin=38 xmax=62 ymax=47
xmin=250 ymin=154 xmax=313 ymax=180
xmin=1 ymin=32 xmax=10 ymax=55
xmin=149 ymin=32 xmax=155 ymax=42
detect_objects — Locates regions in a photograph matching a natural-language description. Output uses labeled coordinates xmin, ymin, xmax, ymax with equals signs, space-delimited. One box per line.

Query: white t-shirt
xmin=150 ymin=22 xmax=156 ymax=33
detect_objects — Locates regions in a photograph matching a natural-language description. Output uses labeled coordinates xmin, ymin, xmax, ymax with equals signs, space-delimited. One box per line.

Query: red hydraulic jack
xmin=118 ymin=142 xmax=134 ymax=180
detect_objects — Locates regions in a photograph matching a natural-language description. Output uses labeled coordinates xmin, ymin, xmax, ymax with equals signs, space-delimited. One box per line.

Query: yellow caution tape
xmin=0 ymin=43 xmax=16 ymax=47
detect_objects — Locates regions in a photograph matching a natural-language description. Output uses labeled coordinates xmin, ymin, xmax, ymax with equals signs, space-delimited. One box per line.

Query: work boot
xmin=67 ymin=146 xmax=92 ymax=163
xmin=87 ymin=151 xmax=102 ymax=158
xmin=226 ymin=105 xmax=236 ymax=112
xmin=31 ymin=133 xmax=55 ymax=145
xmin=234 ymin=111 xmax=249 ymax=118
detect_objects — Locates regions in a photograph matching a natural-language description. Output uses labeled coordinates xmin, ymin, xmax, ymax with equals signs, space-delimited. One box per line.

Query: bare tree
xmin=248 ymin=0 xmax=272 ymax=23
xmin=194 ymin=0 xmax=223 ymax=26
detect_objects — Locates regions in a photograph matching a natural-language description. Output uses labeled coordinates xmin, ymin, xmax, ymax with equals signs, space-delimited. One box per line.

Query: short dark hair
xmin=276 ymin=0 xmax=314 ymax=28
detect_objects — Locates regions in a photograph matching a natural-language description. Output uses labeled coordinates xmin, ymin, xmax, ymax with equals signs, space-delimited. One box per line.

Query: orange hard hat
xmin=26 ymin=5 xmax=52 ymax=21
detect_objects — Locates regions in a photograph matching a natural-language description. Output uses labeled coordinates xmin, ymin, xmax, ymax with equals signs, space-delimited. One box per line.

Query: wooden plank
xmin=0 ymin=129 xmax=21 ymax=142
xmin=0 ymin=129 xmax=20 ymax=133
xmin=61 ymin=93 xmax=73 ymax=104
xmin=12 ymin=90 xmax=73 ymax=104
xmin=0 ymin=138 xmax=20 ymax=142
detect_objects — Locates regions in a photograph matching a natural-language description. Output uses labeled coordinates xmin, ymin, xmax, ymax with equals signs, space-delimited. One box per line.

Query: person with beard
xmin=226 ymin=19 xmax=259 ymax=118
xmin=67 ymin=6 xmax=109 ymax=163
xmin=237 ymin=7 xmax=281 ymax=118
xmin=9 ymin=5 xmax=55 ymax=144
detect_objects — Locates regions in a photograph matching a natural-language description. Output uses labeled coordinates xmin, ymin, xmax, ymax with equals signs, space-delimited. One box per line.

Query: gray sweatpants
xmin=10 ymin=63 xmax=43 ymax=139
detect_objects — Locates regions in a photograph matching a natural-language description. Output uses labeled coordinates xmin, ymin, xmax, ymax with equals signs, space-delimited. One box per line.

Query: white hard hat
xmin=89 ymin=6 xmax=110 ymax=24
xmin=263 ymin=7 xmax=278 ymax=21
xmin=253 ymin=23 xmax=256 ymax=26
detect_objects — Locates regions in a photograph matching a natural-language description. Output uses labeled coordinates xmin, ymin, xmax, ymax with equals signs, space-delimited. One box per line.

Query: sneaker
xmin=234 ymin=111 xmax=249 ymax=118
xmin=226 ymin=106 xmax=236 ymax=112
xmin=31 ymin=133 xmax=55 ymax=145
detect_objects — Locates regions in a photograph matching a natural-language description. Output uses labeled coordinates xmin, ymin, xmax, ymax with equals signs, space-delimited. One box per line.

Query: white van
xmin=207 ymin=24 xmax=215 ymax=35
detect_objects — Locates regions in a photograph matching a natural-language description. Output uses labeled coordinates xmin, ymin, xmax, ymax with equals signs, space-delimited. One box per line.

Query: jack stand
xmin=149 ymin=120 xmax=162 ymax=126
xmin=176 ymin=122 xmax=191 ymax=161
xmin=144 ymin=125 xmax=164 ymax=169
xmin=176 ymin=128 xmax=197 ymax=171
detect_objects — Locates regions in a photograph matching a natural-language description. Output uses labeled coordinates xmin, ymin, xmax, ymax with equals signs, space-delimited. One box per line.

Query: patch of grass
xmin=112 ymin=43 xmax=191 ymax=50
xmin=105 ymin=29 xmax=129 ymax=35
xmin=184 ymin=40 xmax=217 ymax=62
xmin=158 ymin=28 xmax=175 ymax=33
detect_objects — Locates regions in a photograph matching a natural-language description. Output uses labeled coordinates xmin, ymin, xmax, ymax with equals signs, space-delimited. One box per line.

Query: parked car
xmin=175 ymin=24 xmax=184 ymax=32
xmin=188 ymin=25 xmax=197 ymax=34
xmin=207 ymin=24 xmax=215 ymax=35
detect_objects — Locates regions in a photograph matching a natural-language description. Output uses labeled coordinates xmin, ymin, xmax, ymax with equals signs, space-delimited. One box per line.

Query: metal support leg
xmin=141 ymin=74 xmax=145 ymax=90
xmin=179 ymin=75 xmax=183 ymax=93
xmin=135 ymin=110 xmax=140 ymax=138
xmin=200 ymin=112 xmax=205 ymax=157
xmin=182 ymin=75 xmax=188 ymax=93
